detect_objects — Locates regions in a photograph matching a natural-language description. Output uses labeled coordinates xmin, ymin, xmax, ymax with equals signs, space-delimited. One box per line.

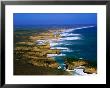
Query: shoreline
xmin=14 ymin=28 xmax=97 ymax=75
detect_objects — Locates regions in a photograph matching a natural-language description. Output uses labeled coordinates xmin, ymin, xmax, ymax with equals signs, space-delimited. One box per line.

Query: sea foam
xmin=47 ymin=53 xmax=66 ymax=57
xmin=64 ymin=26 xmax=95 ymax=33
xmin=60 ymin=33 xmax=80 ymax=37
xmin=59 ymin=36 xmax=81 ymax=41
xmin=50 ymin=47 xmax=69 ymax=50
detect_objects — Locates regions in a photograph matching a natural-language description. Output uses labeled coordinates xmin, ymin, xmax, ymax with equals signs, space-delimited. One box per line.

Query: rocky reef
xmin=64 ymin=58 xmax=97 ymax=74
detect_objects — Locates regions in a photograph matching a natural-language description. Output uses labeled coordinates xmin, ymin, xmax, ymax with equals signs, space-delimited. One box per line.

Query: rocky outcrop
xmin=65 ymin=58 xmax=97 ymax=74
xmin=84 ymin=67 xmax=97 ymax=74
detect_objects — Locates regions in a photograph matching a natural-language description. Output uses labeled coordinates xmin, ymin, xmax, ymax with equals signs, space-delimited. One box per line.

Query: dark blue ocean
xmin=50 ymin=26 xmax=97 ymax=64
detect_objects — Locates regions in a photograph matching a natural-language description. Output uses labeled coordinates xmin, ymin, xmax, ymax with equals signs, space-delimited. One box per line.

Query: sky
xmin=14 ymin=13 xmax=97 ymax=26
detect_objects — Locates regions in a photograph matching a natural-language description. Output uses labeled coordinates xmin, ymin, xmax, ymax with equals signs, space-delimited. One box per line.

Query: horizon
xmin=14 ymin=24 xmax=96 ymax=26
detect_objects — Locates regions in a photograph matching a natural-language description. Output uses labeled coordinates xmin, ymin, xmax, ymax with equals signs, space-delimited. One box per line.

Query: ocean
xmin=49 ymin=25 xmax=97 ymax=65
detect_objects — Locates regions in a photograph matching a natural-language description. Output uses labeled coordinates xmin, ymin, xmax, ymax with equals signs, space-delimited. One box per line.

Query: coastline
xmin=14 ymin=28 xmax=97 ymax=75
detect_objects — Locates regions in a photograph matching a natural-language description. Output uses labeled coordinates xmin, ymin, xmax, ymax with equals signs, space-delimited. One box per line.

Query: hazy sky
xmin=14 ymin=13 xmax=97 ymax=26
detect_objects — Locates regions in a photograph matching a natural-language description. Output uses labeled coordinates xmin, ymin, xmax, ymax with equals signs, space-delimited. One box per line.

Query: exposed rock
xmin=84 ymin=67 xmax=97 ymax=74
